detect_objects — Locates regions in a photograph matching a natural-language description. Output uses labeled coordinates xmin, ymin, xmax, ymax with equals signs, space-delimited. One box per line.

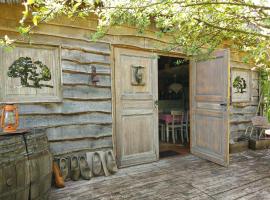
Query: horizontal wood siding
xmin=0 ymin=5 xmax=115 ymax=156
xmin=229 ymin=57 xmax=259 ymax=142
xmin=0 ymin=4 xmax=181 ymax=157
xmin=0 ymin=4 xmax=260 ymax=155
xmin=17 ymin=46 xmax=112 ymax=156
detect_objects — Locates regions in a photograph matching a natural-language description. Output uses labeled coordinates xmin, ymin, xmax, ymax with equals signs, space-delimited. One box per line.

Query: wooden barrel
xmin=0 ymin=135 xmax=30 ymax=200
xmin=24 ymin=130 xmax=52 ymax=200
xmin=0 ymin=130 xmax=52 ymax=200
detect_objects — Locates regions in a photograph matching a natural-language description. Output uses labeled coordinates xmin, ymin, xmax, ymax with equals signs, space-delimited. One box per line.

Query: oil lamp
xmin=1 ymin=104 xmax=19 ymax=133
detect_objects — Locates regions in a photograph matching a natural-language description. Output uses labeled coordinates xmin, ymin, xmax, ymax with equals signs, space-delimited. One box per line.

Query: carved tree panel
xmin=231 ymin=69 xmax=251 ymax=102
xmin=0 ymin=44 xmax=62 ymax=103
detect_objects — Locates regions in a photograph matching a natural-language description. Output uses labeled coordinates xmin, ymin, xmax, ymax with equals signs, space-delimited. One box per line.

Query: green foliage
xmin=258 ymin=68 xmax=270 ymax=121
xmin=7 ymin=57 xmax=53 ymax=88
xmin=0 ymin=35 xmax=15 ymax=51
xmin=1 ymin=0 xmax=270 ymax=69
xmin=2 ymin=0 xmax=270 ymax=122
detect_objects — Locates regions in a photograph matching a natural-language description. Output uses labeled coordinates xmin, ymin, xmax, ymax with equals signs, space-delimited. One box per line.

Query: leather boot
xmin=53 ymin=161 xmax=65 ymax=188
xmin=70 ymin=156 xmax=80 ymax=181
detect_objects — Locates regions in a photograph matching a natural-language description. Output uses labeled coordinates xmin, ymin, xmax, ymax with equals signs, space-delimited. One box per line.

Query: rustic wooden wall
xmin=17 ymin=47 xmax=113 ymax=156
xmin=0 ymin=4 xmax=259 ymax=156
xmin=230 ymin=52 xmax=259 ymax=142
xmin=0 ymin=5 xmax=114 ymax=156
xmin=0 ymin=4 xmax=176 ymax=157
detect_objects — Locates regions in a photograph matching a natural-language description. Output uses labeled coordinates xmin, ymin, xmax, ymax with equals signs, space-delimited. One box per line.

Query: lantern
xmin=1 ymin=104 xmax=19 ymax=133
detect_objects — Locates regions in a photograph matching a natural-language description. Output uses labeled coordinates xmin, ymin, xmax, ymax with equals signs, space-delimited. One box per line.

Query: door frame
xmin=112 ymin=45 xmax=162 ymax=165
xmin=111 ymin=45 xmax=230 ymax=164
xmin=111 ymin=45 xmax=191 ymax=162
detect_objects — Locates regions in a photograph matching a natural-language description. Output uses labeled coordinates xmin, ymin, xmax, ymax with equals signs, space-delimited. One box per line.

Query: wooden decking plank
xmin=236 ymin=186 xmax=270 ymax=200
xmin=190 ymin=168 xmax=264 ymax=188
xmin=49 ymin=150 xmax=270 ymax=200
xmin=196 ymin=172 xmax=270 ymax=196
xmin=213 ymin=177 xmax=270 ymax=200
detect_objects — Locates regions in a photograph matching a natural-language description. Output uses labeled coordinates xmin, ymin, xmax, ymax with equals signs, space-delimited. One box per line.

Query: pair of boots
xmin=57 ymin=156 xmax=92 ymax=182
xmin=70 ymin=155 xmax=92 ymax=181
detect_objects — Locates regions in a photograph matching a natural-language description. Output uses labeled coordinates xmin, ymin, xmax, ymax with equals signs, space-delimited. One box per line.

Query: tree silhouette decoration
xmin=233 ymin=76 xmax=247 ymax=93
xmin=7 ymin=57 xmax=53 ymax=88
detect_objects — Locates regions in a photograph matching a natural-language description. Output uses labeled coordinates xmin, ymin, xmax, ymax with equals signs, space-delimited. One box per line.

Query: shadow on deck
xmin=50 ymin=150 xmax=270 ymax=200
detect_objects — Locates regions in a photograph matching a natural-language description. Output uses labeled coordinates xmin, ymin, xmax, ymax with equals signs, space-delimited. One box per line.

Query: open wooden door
xmin=191 ymin=49 xmax=230 ymax=167
xmin=114 ymin=47 xmax=159 ymax=168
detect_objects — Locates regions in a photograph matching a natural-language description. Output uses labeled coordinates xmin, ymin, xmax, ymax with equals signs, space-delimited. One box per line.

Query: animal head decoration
xmin=7 ymin=57 xmax=53 ymax=88
xmin=133 ymin=65 xmax=144 ymax=84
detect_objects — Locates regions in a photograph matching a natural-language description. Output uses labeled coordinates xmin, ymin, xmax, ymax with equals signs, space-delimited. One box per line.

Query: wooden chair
xmin=168 ymin=110 xmax=184 ymax=144
xmin=245 ymin=116 xmax=270 ymax=139
xmin=158 ymin=109 xmax=166 ymax=142
xmin=181 ymin=111 xmax=189 ymax=143
xmin=159 ymin=120 xmax=166 ymax=142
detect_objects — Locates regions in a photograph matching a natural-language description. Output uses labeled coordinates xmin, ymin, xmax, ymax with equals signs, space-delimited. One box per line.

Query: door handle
xmin=154 ymin=100 xmax=159 ymax=109
xmin=220 ymin=103 xmax=227 ymax=106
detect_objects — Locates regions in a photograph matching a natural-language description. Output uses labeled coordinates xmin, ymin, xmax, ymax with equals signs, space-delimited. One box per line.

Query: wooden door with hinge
xmin=190 ymin=49 xmax=230 ymax=167
xmin=114 ymin=47 xmax=159 ymax=168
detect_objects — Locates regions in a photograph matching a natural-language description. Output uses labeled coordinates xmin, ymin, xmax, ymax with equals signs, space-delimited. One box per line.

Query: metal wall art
xmin=7 ymin=57 xmax=53 ymax=89
xmin=231 ymin=69 xmax=251 ymax=102
xmin=131 ymin=65 xmax=145 ymax=86
xmin=233 ymin=76 xmax=247 ymax=93
xmin=0 ymin=44 xmax=62 ymax=103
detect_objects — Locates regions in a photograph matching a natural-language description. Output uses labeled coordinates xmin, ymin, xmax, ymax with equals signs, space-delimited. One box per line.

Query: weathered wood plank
xmin=213 ymin=177 xmax=270 ymax=200
xmin=0 ymin=5 xmax=173 ymax=45
xmin=230 ymin=105 xmax=257 ymax=114
xmin=231 ymin=102 xmax=259 ymax=108
xmin=0 ymin=30 xmax=111 ymax=55
xmin=230 ymin=113 xmax=255 ymax=124
xmin=249 ymin=139 xmax=270 ymax=150
xmin=231 ymin=61 xmax=252 ymax=69
xmin=230 ymin=130 xmax=246 ymax=140
xmin=237 ymin=186 xmax=270 ymax=200
xmin=49 ymin=150 xmax=270 ymax=200
xmin=61 ymin=49 xmax=110 ymax=65
xmin=0 ymin=16 xmax=175 ymax=52
xmin=229 ymin=141 xmax=249 ymax=153
xmin=62 ymin=61 xmax=111 ymax=75
xmin=46 ymin=124 xmax=112 ymax=141
xmin=61 ymin=45 xmax=110 ymax=56
xmin=63 ymin=85 xmax=111 ymax=100
xmin=19 ymin=101 xmax=112 ymax=115
xmin=230 ymin=123 xmax=251 ymax=132
xmin=62 ymin=72 xmax=111 ymax=87
xmin=49 ymin=137 xmax=113 ymax=155
xmin=19 ymin=113 xmax=112 ymax=129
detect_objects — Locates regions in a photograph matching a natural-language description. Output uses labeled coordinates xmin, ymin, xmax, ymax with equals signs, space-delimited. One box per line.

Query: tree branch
xmin=178 ymin=1 xmax=270 ymax=10
xmin=194 ymin=18 xmax=270 ymax=39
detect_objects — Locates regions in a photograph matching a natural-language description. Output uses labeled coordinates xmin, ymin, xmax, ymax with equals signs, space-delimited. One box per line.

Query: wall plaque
xmin=131 ymin=65 xmax=145 ymax=86
xmin=231 ymin=69 xmax=251 ymax=102
xmin=0 ymin=44 xmax=62 ymax=103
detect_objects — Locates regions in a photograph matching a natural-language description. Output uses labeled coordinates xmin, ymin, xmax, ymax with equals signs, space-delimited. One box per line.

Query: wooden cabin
xmin=0 ymin=2 xmax=259 ymax=168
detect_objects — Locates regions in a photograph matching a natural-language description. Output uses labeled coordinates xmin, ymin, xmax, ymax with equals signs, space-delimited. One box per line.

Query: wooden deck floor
xmin=50 ymin=150 xmax=270 ymax=200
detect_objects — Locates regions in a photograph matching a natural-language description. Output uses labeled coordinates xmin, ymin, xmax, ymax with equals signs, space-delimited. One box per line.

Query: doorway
xmin=158 ymin=56 xmax=190 ymax=158
xmin=114 ymin=47 xmax=230 ymax=168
